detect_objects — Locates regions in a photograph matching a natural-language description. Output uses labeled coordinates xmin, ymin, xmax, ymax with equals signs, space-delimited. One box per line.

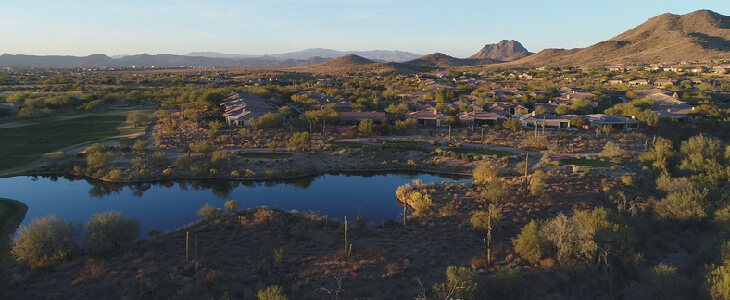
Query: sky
xmin=1 ymin=0 xmax=728 ymax=58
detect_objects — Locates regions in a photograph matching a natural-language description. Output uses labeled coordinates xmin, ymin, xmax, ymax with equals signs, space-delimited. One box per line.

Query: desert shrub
xmin=408 ymin=191 xmax=433 ymax=216
xmin=599 ymin=141 xmax=624 ymax=159
xmin=705 ymin=265 xmax=730 ymax=300
xmin=286 ymin=131 xmax=311 ymax=152
xmin=656 ymin=173 xmax=694 ymax=193
xmin=654 ymin=188 xmax=708 ymax=222
xmin=224 ymin=200 xmax=240 ymax=213
xmin=642 ymin=263 xmax=689 ymax=300
xmin=107 ymin=169 xmax=123 ymax=181
xmin=86 ymin=151 xmax=115 ymax=169
xmin=148 ymin=151 xmax=167 ymax=166
xmin=472 ymin=161 xmax=499 ymax=184
xmin=173 ymin=156 xmax=194 ymax=169
xmin=715 ymin=204 xmax=730 ymax=233
xmin=470 ymin=205 xmax=502 ymax=231
xmin=480 ymin=178 xmax=512 ymax=204
xmin=257 ymin=285 xmax=287 ymax=300
xmin=197 ymin=203 xmax=223 ymax=219
xmin=132 ymin=140 xmax=149 ymax=153
xmin=84 ymin=211 xmax=141 ymax=251
xmin=12 ymin=215 xmax=82 ymax=268
xmin=529 ymin=171 xmax=547 ymax=196
xmin=432 ymin=266 xmax=478 ymax=300
xmin=493 ymin=266 xmax=521 ymax=300
xmin=512 ymin=220 xmax=544 ymax=264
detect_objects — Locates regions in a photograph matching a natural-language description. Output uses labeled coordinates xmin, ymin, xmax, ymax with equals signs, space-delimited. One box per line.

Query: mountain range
xmin=1 ymin=10 xmax=729 ymax=68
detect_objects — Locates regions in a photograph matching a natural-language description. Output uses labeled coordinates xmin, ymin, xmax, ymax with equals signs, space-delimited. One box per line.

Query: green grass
xmin=331 ymin=142 xmax=367 ymax=148
xmin=237 ymin=152 xmax=293 ymax=159
xmin=0 ymin=115 xmax=126 ymax=172
xmin=447 ymin=147 xmax=511 ymax=157
xmin=559 ymin=158 xmax=612 ymax=168
xmin=383 ymin=141 xmax=425 ymax=148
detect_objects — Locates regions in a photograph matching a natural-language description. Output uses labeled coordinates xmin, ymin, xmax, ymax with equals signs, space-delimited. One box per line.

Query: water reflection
xmin=2 ymin=172 xmax=470 ymax=235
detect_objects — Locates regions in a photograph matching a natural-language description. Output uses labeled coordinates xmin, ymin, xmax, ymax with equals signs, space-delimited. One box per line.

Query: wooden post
xmin=186 ymin=231 xmax=189 ymax=260
xmin=344 ymin=216 xmax=348 ymax=252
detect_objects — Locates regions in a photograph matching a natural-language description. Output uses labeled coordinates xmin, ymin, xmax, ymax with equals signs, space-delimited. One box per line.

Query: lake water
xmin=1 ymin=173 xmax=470 ymax=236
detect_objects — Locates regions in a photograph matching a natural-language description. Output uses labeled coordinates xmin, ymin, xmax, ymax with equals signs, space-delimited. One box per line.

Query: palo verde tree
xmin=126 ymin=110 xmax=148 ymax=129
xmin=12 ymin=215 xmax=82 ymax=268
xmin=84 ymin=211 xmax=141 ymax=251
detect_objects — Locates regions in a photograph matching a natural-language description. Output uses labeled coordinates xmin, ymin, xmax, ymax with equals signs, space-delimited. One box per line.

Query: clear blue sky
xmin=1 ymin=0 xmax=727 ymax=58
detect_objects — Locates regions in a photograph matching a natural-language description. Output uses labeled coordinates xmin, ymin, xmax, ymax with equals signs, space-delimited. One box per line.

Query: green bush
xmin=432 ymin=266 xmax=477 ymax=300
xmin=84 ymin=211 xmax=141 ymax=251
xmin=257 ymin=285 xmax=287 ymax=300
xmin=470 ymin=205 xmax=502 ymax=232
xmin=12 ymin=215 xmax=81 ymax=268
xmin=512 ymin=220 xmax=544 ymax=265
xmin=197 ymin=203 xmax=223 ymax=219
xmin=224 ymin=200 xmax=240 ymax=213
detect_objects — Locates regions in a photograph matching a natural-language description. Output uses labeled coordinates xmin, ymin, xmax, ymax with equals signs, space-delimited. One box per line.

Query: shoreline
xmin=0 ymin=167 xmax=472 ymax=184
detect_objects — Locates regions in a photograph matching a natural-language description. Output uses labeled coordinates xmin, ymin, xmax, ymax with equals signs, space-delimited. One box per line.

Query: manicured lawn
xmin=447 ymin=147 xmax=511 ymax=157
xmin=383 ymin=141 xmax=425 ymax=148
xmin=237 ymin=152 xmax=293 ymax=159
xmin=559 ymin=158 xmax=612 ymax=168
xmin=0 ymin=115 xmax=126 ymax=171
xmin=331 ymin=142 xmax=367 ymax=148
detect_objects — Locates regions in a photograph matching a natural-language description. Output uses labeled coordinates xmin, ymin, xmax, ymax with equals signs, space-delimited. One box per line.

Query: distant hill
xmin=268 ymin=48 xmax=422 ymax=62
xmin=469 ymin=40 xmax=532 ymax=61
xmin=406 ymin=53 xmax=498 ymax=68
xmin=313 ymin=54 xmax=375 ymax=68
xmin=513 ymin=9 xmax=730 ymax=66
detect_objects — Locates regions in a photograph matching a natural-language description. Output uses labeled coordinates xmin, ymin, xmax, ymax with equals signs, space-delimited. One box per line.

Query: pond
xmin=1 ymin=173 xmax=471 ymax=236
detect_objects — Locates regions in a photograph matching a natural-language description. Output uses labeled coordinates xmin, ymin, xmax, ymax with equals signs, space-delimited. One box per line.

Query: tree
xmin=472 ymin=162 xmax=499 ymax=185
xmin=637 ymin=110 xmax=658 ymax=126
xmin=502 ymin=118 xmax=523 ymax=131
xmin=481 ymin=178 xmax=512 ymax=204
xmin=191 ymin=140 xmax=215 ymax=156
xmin=470 ymin=204 xmax=502 ymax=232
xmin=654 ymin=188 xmax=708 ymax=222
xmin=384 ymin=103 xmax=410 ymax=119
xmin=197 ymin=91 xmax=225 ymax=111
xmin=554 ymin=105 xmax=573 ymax=116
xmin=126 ymin=110 xmax=148 ymax=129
xmin=679 ymin=134 xmax=725 ymax=175
xmin=599 ymin=141 xmax=624 ymax=159
xmin=287 ymin=131 xmax=311 ymax=152
xmin=12 ymin=215 xmax=81 ymax=268
xmin=512 ymin=220 xmax=544 ymax=264
xmin=250 ymin=113 xmax=285 ymax=130
xmin=87 ymin=151 xmax=115 ymax=170
xmin=432 ymin=266 xmax=477 ymax=300
xmin=571 ymin=98 xmax=593 ymax=115
xmin=435 ymin=87 xmax=454 ymax=103
xmin=84 ymin=211 xmax=141 ymax=251
xmin=197 ymin=203 xmax=223 ymax=219
xmin=224 ymin=200 xmax=240 ymax=213
xmin=358 ymin=119 xmax=373 ymax=136
xmin=132 ymin=140 xmax=149 ymax=153
xmin=570 ymin=116 xmax=588 ymax=128
xmin=257 ymin=285 xmax=287 ymax=300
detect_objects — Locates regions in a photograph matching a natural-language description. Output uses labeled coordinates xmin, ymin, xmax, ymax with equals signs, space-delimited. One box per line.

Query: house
xmin=520 ymin=114 xmax=572 ymax=129
xmin=299 ymin=91 xmax=352 ymax=110
xmin=608 ymin=78 xmax=626 ymax=85
xmin=712 ymin=65 xmax=730 ymax=74
xmin=484 ymin=102 xmax=527 ymax=116
xmin=0 ymin=102 xmax=25 ymax=114
xmin=654 ymin=78 xmax=676 ymax=88
xmin=586 ymin=114 xmax=640 ymax=130
xmin=458 ymin=111 xmax=507 ymax=126
xmin=628 ymin=79 xmax=650 ymax=86
xmin=685 ymin=66 xmax=705 ymax=74
xmin=339 ymin=112 xmax=387 ymax=126
xmin=406 ymin=110 xmax=448 ymax=127
xmin=222 ymin=91 xmax=278 ymax=127
xmin=634 ymin=89 xmax=694 ymax=121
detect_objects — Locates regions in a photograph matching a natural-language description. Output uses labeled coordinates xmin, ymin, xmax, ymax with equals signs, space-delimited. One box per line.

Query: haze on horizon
xmin=1 ymin=0 xmax=727 ymax=58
